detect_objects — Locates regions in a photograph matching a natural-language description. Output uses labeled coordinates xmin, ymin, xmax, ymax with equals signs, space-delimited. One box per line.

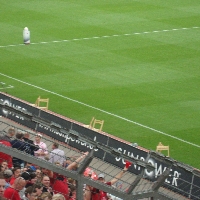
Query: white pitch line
xmin=0 ymin=85 xmax=14 ymax=90
xmin=0 ymin=72 xmax=200 ymax=148
xmin=0 ymin=26 xmax=199 ymax=49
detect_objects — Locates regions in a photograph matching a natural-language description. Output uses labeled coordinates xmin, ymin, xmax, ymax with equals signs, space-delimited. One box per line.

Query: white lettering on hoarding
xmin=0 ymin=98 xmax=26 ymax=120
xmin=115 ymin=147 xmax=181 ymax=186
xmin=38 ymin=124 xmax=99 ymax=151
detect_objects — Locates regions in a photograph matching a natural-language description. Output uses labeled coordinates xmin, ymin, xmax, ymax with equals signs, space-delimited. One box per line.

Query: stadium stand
xmin=0 ymin=92 xmax=200 ymax=200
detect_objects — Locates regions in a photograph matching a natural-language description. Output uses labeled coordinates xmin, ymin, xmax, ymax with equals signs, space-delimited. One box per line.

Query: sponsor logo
xmin=38 ymin=124 xmax=99 ymax=151
xmin=0 ymin=98 xmax=26 ymax=120
xmin=116 ymin=147 xmax=181 ymax=186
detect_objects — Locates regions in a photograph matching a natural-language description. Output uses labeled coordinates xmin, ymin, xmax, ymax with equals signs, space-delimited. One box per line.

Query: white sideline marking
xmin=0 ymin=72 xmax=200 ymax=148
xmin=0 ymin=27 xmax=199 ymax=48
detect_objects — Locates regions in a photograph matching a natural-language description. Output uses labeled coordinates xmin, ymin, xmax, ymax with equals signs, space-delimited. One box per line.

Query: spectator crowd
xmin=0 ymin=128 xmax=127 ymax=200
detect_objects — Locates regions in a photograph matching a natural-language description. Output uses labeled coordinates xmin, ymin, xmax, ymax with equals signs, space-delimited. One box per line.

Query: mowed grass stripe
xmin=0 ymin=27 xmax=199 ymax=48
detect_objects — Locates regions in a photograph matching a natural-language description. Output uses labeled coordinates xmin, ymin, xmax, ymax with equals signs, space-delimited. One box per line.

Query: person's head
xmin=0 ymin=172 xmax=6 ymax=197
xmin=97 ymin=174 xmax=105 ymax=183
xmin=69 ymin=184 xmax=76 ymax=198
xmin=23 ymin=130 xmax=30 ymax=139
xmin=25 ymin=186 xmax=38 ymax=200
xmin=16 ymin=132 xmax=24 ymax=140
xmin=52 ymin=194 xmax=65 ymax=200
xmin=41 ymin=168 xmax=52 ymax=177
xmin=12 ymin=167 xmax=21 ymax=178
xmin=8 ymin=128 xmax=15 ymax=137
xmin=35 ymin=134 xmax=42 ymax=143
xmin=21 ymin=171 xmax=31 ymax=183
xmin=30 ymin=173 xmax=37 ymax=184
xmin=0 ymin=162 xmax=8 ymax=171
xmin=54 ymin=162 xmax=61 ymax=166
xmin=13 ymin=177 xmax=26 ymax=191
xmin=41 ymin=175 xmax=50 ymax=187
xmin=38 ymin=192 xmax=52 ymax=200
xmin=0 ymin=165 xmax=5 ymax=173
xmin=3 ymin=169 xmax=13 ymax=180
xmin=52 ymin=143 xmax=59 ymax=150
xmin=32 ymin=183 xmax=43 ymax=197
xmin=35 ymin=169 xmax=42 ymax=179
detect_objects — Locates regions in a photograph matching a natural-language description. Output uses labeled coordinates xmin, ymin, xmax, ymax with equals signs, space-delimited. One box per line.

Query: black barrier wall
xmin=0 ymin=92 xmax=199 ymax=199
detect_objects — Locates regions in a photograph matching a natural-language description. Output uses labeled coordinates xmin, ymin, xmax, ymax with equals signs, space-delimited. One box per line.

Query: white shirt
xmin=34 ymin=141 xmax=48 ymax=160
xmin=49 ymin=148 xmax=65 ymax=165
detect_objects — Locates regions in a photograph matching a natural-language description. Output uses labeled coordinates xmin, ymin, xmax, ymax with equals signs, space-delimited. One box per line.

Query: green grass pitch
xmin=0 ymin=0 xmax=200 ymax=169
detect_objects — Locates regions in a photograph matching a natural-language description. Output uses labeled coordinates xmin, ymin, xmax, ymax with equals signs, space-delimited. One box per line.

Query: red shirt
xmin=4 ymin=187 xmax=20 ymax=200
xmin=9 ymin=177 xmax=16 ymax=185
xmin=0 ymin=140 xmax=13 ymax=168
xmin=91 ymin=182 xmax=111 ymax=200
xmin=52 ymin=173 xmax=69 ymax=200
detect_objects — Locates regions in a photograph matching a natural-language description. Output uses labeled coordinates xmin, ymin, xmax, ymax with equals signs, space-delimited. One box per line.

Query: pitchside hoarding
xmin=0 ymin=92 xmax=199 ymax=199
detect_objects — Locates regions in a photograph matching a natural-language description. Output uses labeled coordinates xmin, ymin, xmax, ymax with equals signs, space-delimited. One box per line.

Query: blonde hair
xmin=38 ymin=192 xmax=52 ymax=200
xmin=52 ymin=194 xmax=65 ymax=200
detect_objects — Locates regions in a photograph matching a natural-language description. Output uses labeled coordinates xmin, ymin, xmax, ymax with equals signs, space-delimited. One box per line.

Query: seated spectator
xmin=24 ymin=186 xmax=38 ymax=200
xmin=52 ymin=193 xmax=65 ymax=200
xmin=11 ymin=131 xmax=32 ymax=167
xmin=41 ymin=168 xmax=54 ymax=185
xmin=3 ymin=169 xmax=13 ymax=189
xmin=19 ymin=171 xmax=32 ymax=200
xmin=85 ymin=166 xmax=128 ymax=200
xmin=38 ymin=192 xmax=52 ymax=200
xmin=0 ymin=172 xmax=6 ymax=197
xmin=0 ymin=128 xmax=15 ymax=169
xmin=69 ymin=184 xmax=76 ymax=200
xmin=0 ymin=161 xmax=8 ymax=171
xmin=23 ymin=130 xmax=39 ymax=156
xmin=35 ymin=169 xmax=42 ymax=181
xmin=34 ymin=134 xmax=48 ymax=160
xmin=32 ymin=183 xmax=43 ymax=197
xmin=23 ymin=163 xmax=37 ymax=173
xmin=0 ymin=128 xmax=15 ymax=142
xmin=0 ymin=164 xmax=5 ymax=173
xmin=26 ymin=173 xmax=37 ymax=188
xmin=0 ymin=141 xmax=13 ymax=169
xmin=10 ymin=167 xmax=21 ymax=185
xmin=51 ymin=170 xmax=69 ymax=200
xmin=4 ymin=177 xmax=26 ymax=200
xmin=49 ymin=143 xmax=65 ymax=166
xmin=41 ymin=175 xmax=53 ymax=196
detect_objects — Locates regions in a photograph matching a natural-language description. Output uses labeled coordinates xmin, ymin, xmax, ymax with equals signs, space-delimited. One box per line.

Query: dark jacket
xmin=11 ymin=139 xmax=31 ymax=165
xmin=23 ymin=137 xmax=39 ymax=155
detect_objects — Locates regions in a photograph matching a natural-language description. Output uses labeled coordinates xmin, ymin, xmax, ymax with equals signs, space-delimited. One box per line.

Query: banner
xmin=0 ymin=92 xmax=199 ymax=199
